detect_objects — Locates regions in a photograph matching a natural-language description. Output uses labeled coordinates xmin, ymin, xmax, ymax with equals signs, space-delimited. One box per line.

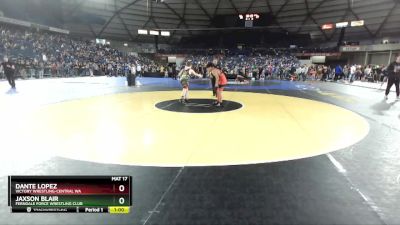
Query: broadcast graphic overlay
xmin=8 ymin=176 xmax=132 ymax=213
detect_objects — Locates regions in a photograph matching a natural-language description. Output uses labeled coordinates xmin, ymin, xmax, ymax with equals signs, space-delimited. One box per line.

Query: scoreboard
xmin=8 ymin=176 xmax=132 ymax=213
xmin=238 ymin=13 xmax=261 ymax=21
xmin=212 ymin=13 xmax=273 ymax=28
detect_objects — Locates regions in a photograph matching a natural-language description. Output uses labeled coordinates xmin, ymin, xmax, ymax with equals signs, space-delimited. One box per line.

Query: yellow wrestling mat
xmin=4 ymin=91 xmax=369 ymax=167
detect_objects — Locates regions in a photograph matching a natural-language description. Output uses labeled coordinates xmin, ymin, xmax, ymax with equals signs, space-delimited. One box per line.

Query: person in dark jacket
xmin=1 ymin=57 xmax=16 ymax=92
xmin=384 ymin=55 xmax=400 ymax=100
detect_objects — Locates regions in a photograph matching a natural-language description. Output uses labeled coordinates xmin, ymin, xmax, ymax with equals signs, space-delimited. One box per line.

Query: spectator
xmin=364 ymin=65 xmax=372 ymax=81
xmin=136 ymin=64 xmax=142 ymax=77
xmin=334 ymin=65 xmax=343 ymax=81
xmin=349 ymin=64 xmax=357 ymax=83
xmin=343 ymin=65 xmax=349 ymax=80
xmin=0 ymin=60 xmax=4 ymax=79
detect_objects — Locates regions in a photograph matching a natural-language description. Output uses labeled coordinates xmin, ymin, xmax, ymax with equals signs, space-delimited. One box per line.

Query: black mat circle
xmin=155 ymin=99 xmax=243 ymax=113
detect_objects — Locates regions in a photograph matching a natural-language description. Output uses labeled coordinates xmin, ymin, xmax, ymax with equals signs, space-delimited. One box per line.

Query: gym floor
xmin=0 ymin=77 xmax=399 ymax=225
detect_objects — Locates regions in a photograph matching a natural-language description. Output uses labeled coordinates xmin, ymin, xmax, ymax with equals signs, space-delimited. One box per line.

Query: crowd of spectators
xmin=330 ymin=64 xmax=387 ymax=83
xmin=181 ymin=54 xmax=389 ymax=84
xmin=0 ymin=25 xmax=303 ymax=82
xmin=180 ymin=50 xmax=301 ymax=81
xmin=270 ymin=64 xmax=388 ymax=83
xmin=0 ymin=24 xmax=161 ymax=79
xmin=0 ymin=23 xmax=391 ymax=85
xmin=158 ymin=46 xmax=338 ymax=56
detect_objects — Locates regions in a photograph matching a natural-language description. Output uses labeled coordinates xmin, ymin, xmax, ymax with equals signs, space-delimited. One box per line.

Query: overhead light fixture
xmin=321 ymin=23 xmax=334 ymax=30
xmin=96 ymin=38 xmax=106 ymax=45
xmin=161 ymin=31 xmax=170 ymax=36
xmin=149 ymin=30 xmax=160 ymax=35
xmin=124 ymin=43 xmax=128 ymax=47
xmin=351 ymin=20 xmax=364 ymax=27
xmin=138 ymin=29 xmax=148 ymax=35
xmin=106 ymin=41 xmax=110 ymax=45
xmin=336 ymin=21 xmax=349 ymax=28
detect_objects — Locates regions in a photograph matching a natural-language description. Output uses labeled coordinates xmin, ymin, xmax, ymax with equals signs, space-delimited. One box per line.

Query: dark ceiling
xmin=9 ymin=0 xmax=400 ymax=43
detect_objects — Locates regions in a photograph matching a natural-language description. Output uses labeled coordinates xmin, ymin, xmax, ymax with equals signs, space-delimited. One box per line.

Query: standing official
xmin=384 ymin=55 xmax=400 ymax=100
xmin=1 ymin=57 xmax=16 ymax=92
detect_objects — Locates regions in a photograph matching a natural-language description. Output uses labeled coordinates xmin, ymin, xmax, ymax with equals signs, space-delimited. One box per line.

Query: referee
xmin=384 ymin=54 xmax=400 ymax=100
xmin=1 ymin=57 xmax=16 ymax=92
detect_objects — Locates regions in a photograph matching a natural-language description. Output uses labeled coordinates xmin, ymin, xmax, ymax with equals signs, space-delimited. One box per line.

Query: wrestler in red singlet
xmin=206 ymin=62 xmax=227 ymax=107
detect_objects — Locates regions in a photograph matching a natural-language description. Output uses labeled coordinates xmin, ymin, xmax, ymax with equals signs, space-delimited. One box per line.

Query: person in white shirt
xmin=89 ymin=63 xmax=94 ymax=77
xmin=136 ymin=64 xmax=142 ymax=77
xmin=130 ymin=64 xmax=136 ymax=75
xmin=260 ymin=67 xmax=266 ymax=80
xmin=349 ymin=64 xmax=357 ymax=82
xmin=296 ymin=65 xmax=308 ymax=81
xmin=364 ymin=65 xmax=372 ymax=80
xmin=295 ymin=66 xmax=302 ymax=81
xmin=302 ymin=65 xmax=309 ymax=81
